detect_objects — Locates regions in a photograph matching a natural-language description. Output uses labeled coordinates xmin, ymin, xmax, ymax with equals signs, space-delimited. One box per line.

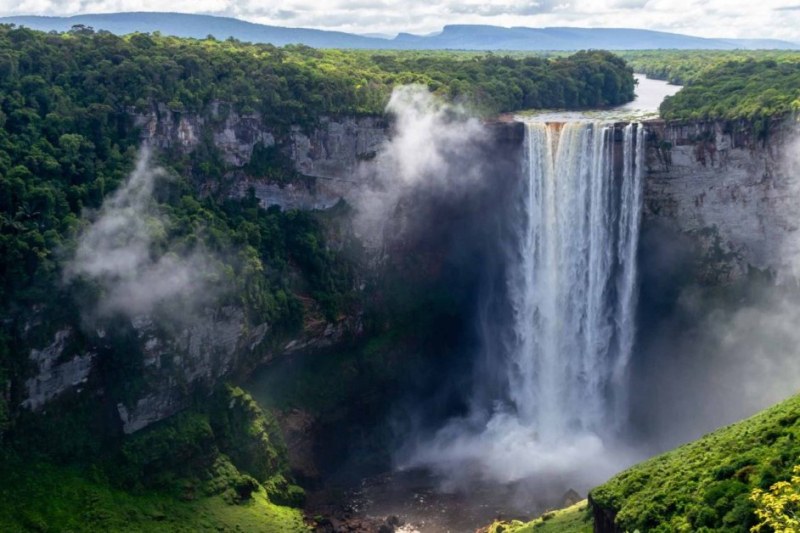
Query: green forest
xmin=615 ymin=50 xmax=800 ymax=120
xmin=658 ymin=59 xmax=800 ymax=120
xmin=619 ymin=49 xmax=800 ymax=85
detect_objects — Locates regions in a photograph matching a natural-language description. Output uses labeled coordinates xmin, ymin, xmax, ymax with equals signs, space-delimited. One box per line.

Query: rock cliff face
xmin=642 ymin=118 xmax=799 ymax=282
xmin=20 ymin=303 xmax=355 ymax=434
xmin=21 ymin=328 xmax=94 ymax=411
xmin=134 ymin=103 xmax=388 ymax=210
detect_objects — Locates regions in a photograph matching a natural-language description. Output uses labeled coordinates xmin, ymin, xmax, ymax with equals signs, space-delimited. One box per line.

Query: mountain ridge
xmin=2 ymin=12 xmax=798 ymax=50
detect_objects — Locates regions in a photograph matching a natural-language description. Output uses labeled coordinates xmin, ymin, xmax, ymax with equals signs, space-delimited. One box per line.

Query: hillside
xmin=1 ymin=13 xmax=798 ymax=50
xmin=485 ymin=393 xmax=800 ymax=532
xmin=589 ymin=393 xmax=800 ymax=532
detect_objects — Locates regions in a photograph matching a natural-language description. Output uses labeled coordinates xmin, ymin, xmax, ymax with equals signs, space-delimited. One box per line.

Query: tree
xmin=751 ymin=465 xmax=800 ymax=533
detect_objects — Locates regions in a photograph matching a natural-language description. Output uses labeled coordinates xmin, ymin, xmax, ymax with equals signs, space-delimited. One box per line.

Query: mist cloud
xmin=64 ymin=147 xmax=222 ymax=320
xmin=397 ymin=410 xmax=627 ymax=494
xmin=353 ymin=85 xmax=486 ymax=245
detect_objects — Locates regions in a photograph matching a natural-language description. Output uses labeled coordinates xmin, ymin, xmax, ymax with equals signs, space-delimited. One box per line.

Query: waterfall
xmin=402 ymin=120 xmax=646 ymax=485
xmin=506 ymin=121 xmax=645 ymax=441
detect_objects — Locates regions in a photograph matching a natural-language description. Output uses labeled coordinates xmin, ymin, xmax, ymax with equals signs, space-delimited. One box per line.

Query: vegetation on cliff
xmin=589 ymin=393 xmax=800 ymax=532
xmin=0 ymin=25 xmax=636 ymax=124
xmin=0 ymin=386 xmax=307 ymax=532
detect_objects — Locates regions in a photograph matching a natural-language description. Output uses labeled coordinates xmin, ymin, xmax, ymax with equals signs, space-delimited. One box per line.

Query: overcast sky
xmin=4 ymin=0 xmax=800 ymax=42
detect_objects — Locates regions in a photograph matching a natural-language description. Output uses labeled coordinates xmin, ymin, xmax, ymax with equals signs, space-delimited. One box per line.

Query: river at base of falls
xmin=306 ymin=468 xmax=582 ymax=533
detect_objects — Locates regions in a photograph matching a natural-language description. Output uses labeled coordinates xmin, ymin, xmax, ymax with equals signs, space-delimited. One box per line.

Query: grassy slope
xmin=0 ymin=458 xmax=307 ymax=532
xmin=485 ymin=500 xmax=592 ymax=533
xmin=590 ymin=393 xmax=800 ymax=532
xmin=489 ymin=393 xmax=800 ymax=532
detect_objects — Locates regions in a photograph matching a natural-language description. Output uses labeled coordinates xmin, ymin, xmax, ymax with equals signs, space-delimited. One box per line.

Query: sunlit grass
xmin=485 ymin=500 xmax=592 ymax=533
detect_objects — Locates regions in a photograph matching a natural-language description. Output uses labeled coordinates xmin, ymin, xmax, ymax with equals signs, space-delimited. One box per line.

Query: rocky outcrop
xmin=19 ymin=303 xmax=357 ymax=433
xmin=643 ymin=117 xmax=799 ymax=282
xmin=112 ymin=308 xmax=256 ymax=434
xmin=21 ymin=328 xmax=95 ymax=411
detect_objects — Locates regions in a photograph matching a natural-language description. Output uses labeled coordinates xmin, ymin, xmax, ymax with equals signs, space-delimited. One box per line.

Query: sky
xmin=3 ymin=0 xmax=800 ymax=42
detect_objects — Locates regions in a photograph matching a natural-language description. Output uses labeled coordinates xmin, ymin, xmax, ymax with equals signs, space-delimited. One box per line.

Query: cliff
xmin=134 ymin=103 xmax=388 ymax=210
xmin=20 ymin=302 xmax=355 ymax=435
xmin=136 ymin=107 xmax=799 ymax=283
xmin=15 ymin=104 xmax=386 ymax=433
xmin=642 ymin=117 xmax=799 ymax=283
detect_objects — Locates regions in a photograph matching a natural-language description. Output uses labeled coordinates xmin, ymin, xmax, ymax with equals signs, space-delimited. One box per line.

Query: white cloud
xmin=1 ymin=0 xmax=799 ymax=41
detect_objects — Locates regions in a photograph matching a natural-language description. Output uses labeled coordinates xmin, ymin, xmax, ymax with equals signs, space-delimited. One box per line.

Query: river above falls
xmin=517 ymin=73 xmax=682 ymax=122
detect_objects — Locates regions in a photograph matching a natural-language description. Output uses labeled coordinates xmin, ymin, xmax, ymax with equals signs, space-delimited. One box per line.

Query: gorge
xmin=4 ymin=32 xmax=800 ymax=531
xmin=22 ymin=103 xmax=800 ymax=530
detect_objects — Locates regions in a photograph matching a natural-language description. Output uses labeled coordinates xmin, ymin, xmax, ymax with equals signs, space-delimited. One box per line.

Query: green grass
xmin=0 ymin=457 xmax=307 ymax=532
xmin=590 ymin=393 xmax=800 ymax=532
xmin=485 ymin=500 xmax=592 ymax=533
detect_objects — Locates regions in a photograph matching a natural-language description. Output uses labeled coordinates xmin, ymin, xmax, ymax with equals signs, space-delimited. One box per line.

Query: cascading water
xmin=404 ymin=119 xmax=646 ymax=489
xmin=507 ymin=120 xmax=645 ymax=440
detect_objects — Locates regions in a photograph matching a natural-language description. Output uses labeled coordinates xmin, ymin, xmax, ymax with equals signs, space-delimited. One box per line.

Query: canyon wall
xmin=131 ymin=105 xmax=799 ymax=282
xmin=134 ymin=102 xmax=388 ymax=210
xmin=17 ymin=104 xmax=382 ymax=431
xmin=642 ymin=117 xmax=799 ymax=283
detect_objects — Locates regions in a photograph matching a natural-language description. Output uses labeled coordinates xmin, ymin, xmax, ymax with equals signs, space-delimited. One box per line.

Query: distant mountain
xmin=0 ymin=12 xmax=385 ymax=49
xmin=405 ymin=25 xmax=800 ymax=50
xmin=1 ymin=12 xmax=798 ymax=50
